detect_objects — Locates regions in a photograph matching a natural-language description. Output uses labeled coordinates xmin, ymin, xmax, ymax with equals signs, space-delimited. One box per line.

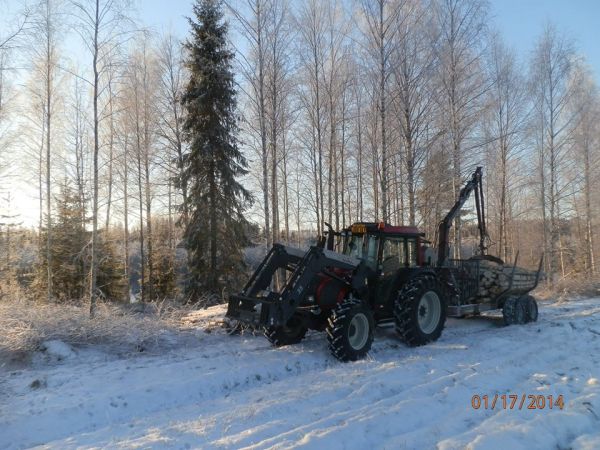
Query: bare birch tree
xmin=68 ymin=0 xmax=131 ymax=314
xmin=434 ymin=0 xmax=488 ymax=257
xmin=360 ymin=0 xmax=403 ymax=222
xmin=569 ymin=64 xmax=599 ymax=275
xmin=0 ymin=2 xmax=33 ymax=51
xmin=295 ymin=0 xmax=327 ymax=235
xmin=530 ymin=24 xmax=579 ymax=279
xmin=264 ymin=0 xmax=293 ymax=244
xmin=483 ymin=34 xmax=528 ymax=261
xmin=29 ymin=0 xmax=63 ymax=301
xmin=157 ymin=33 xmax=188 ymax=231
xmin=323 ymin=0 xmax=350 ymax=230
xmin=391 ymin=0 xmax=440 ymax=226
xmin=229 ymin=0 xmax=272 ymax=246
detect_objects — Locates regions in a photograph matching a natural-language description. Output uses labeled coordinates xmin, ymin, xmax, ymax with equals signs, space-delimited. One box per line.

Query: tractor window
xmin=344 ymin=233 xmax=379 ymax=269
xmin=364 ymin=234 xmax=380 ymax=269
xmin=407 ymin=238 xmax=418 ymax=267
xmin=344 ymin=234 xmax=364 ymax=259
xmin=382 ymin=237 xmax=406 ymax=272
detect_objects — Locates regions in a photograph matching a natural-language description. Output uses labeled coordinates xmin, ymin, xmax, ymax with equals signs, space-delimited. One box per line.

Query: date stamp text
xmin=471 ymin=394 xmax=565 ymax=410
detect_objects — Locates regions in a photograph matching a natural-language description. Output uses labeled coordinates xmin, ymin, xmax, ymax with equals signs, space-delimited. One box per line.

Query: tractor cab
xmin=337 ymin=222 xmax=431 ymax=318
xmin=340 ymin=222 xmax=430 ymax=271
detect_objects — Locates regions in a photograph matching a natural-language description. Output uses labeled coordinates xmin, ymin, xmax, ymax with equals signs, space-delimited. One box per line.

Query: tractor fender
xmin=377 ymin=268 xmax=437 ymax=307
xmin=375 ymin=268 xmax=441 ymax=314
xmin=391 ymin=268 xmax=439 ymax=290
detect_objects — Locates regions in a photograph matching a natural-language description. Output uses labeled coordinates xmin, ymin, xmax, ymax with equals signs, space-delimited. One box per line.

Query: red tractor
xmin=227 ymin=167 xmax=542 ymax=361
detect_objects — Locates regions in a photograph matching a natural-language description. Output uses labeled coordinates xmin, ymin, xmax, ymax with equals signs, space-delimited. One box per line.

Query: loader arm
xmin=227 ymin=245 xmax=365 ymax=328
xmin=437 ymin=166 xmax=488 ymax=267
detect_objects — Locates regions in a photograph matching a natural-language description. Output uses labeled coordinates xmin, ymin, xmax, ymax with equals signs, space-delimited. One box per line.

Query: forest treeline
xmin=0 ymin=0 xmax=598 ymax=305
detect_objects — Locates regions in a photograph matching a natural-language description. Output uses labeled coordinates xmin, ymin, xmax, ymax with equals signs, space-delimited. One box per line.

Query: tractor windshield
xmin=344 ymin=233 xmax=380 ymax=269
xmin=344 ymin=234 xmax=364 ymax=259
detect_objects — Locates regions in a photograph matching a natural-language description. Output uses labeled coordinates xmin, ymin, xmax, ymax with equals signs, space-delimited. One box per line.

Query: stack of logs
xmin=472 ymin=259 xmax=537 ymax=302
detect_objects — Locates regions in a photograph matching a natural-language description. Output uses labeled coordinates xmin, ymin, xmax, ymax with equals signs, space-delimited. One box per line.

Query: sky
xmin=136 ymin=0 xmax=600 ymax=77
xmin=3 ymin=0 xmax=599 ymax=73
xmin=491 ymin=0 xmax=600 ymax=77
xmin=2 ymin=0 xmax=600 ymax=226
xmin=136 ymin=0 xmax=192 ymax=36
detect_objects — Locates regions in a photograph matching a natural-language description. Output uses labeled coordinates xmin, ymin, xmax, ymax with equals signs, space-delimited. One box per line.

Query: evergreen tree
xmin=35 ymin=183 xmax=87 ymax=301
xmin=34 ymin=182 xmax=125 ymax=302
xmin=151 ymin=218 xmax=177 ymax=299
xmin=96 ymin=228 xmax=126 ymax=301
xmin=180 ymin=0 xmax=251 ymax=300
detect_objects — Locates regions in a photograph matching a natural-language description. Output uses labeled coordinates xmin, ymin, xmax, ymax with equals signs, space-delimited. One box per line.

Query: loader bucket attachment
xmin=226 ymin=244 xmax=305 ymax=326
xmin=227 ymin=244 xmax=362 ymax=328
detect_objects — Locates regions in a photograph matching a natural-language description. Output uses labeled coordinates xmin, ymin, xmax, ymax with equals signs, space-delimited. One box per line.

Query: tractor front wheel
xmin=264 ymin=315 xmax=308 ymax=347
xmin=327 ymin=298 xmax=374 ymax=362
xmin=395 ymin=275 xmax=447 ymax=346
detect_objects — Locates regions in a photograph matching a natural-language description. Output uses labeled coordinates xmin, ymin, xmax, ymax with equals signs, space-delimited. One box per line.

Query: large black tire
xmin=326 ymin=298 xmax=374 ymax=362
xmin=264 ymin=315 xmax=308 ymax=347
xmin=524 ymin=295 xmax=538 ymax=323
xmin=394 ymin=275 xmax=447 ymax=346
xmin=503 ymin=297 xmax=527 ymax=325
xmin=503 ymin=297 xmax=516 ymax=325
xmin=515 ymin=299 xmax=526 ymax=324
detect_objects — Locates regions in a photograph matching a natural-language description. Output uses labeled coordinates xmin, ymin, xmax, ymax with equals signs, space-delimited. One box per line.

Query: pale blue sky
xmin=136 ymin=0 xmax=191 ymax=35
xmin=137 ymin=0 xmax=600 ymax=79
xmin=2 ymin=0 xmax=599 ymax=76
xmin=491 ymin=0 xmax=600 ymax=76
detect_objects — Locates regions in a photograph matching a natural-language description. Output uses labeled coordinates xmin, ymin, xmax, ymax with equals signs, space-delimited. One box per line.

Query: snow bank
xmin=39 ymin=340 xmax=75 ymax=360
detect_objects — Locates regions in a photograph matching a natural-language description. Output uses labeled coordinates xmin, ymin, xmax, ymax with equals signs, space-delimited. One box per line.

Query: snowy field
xmin=2 ymin=298 xmax=600 ymax=450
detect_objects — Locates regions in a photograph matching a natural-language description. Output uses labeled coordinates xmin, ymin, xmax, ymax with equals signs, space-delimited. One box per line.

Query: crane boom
xmin=437 ymin=167 xmax=487 ymax=266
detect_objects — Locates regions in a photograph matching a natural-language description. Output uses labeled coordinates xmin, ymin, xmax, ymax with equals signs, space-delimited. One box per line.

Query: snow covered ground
xmin=1 ymin=297 xmax=600 ymax=449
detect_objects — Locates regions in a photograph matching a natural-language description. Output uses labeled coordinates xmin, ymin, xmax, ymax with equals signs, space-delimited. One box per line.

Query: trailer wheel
xmin=503 ymin=297 xmax=516 ymax=325
xmin=503 ymin=297 xmax=527 ymax=325
xmin=523 ymin=295 xmax=538 ymax=323
xmin=264 ymin=315 xmax=307 ymax=347
xmin=326 ymin=298 xmax=374 ymax=362
xmin=514 ymin=299 xmax=526 ymax=324
xmin=394 ymin=275 xmax=447 ymax=346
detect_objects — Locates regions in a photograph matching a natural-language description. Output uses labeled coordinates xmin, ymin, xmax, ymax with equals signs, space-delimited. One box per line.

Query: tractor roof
xmin=348 ymin=222 xmax=424 ymax=236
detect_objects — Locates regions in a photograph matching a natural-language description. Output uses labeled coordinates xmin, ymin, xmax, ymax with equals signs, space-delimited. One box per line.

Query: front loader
xmin=227 ymin=167 xmax=542 ymax=362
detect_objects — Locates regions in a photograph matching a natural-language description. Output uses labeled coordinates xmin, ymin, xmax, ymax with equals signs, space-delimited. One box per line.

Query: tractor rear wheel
xmin=326 ymin=297 xmax=374 ymax=362
xmin=264 ymin=315 xmax=308 ymax=347
xmin=394 ymin=275 xmax=447 ymax=346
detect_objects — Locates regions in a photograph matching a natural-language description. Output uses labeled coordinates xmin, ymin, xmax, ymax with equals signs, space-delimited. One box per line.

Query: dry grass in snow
xmin=0 ymin=297 xmax=201 ymax=364
xmin=535 ymin=276 xmax=600 ymax=302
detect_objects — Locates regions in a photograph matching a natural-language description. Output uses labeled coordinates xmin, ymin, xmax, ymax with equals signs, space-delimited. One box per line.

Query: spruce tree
xmin=34 ymin=182 xmax=125 ymax=302
xmin=181 ymin=0 xmax=251 ymax=300
xmin=35 ymin=183 xmax=87 ymax=301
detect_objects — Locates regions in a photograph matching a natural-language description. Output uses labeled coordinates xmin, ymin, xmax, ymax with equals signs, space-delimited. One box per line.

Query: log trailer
xmin=227 ymin=167 xmax=542 ymax=361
